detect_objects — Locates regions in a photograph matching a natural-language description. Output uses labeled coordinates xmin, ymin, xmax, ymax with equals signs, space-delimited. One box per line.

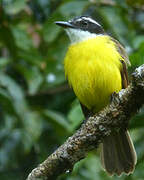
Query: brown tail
xmin=100 ymin=130 xmax=137 ymax=176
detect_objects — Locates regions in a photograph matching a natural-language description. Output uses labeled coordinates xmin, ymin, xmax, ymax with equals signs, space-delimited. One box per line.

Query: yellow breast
xmin=64 ymin=35 xmax=123 ymax=112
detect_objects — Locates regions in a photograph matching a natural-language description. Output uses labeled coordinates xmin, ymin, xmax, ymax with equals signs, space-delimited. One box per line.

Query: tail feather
xmin=100 ymin=130 xmax=137 ymax=176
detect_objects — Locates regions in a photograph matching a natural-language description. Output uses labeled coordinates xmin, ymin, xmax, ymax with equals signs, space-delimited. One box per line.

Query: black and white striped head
xmin=55 ymin=16 xmax=105 ymax=43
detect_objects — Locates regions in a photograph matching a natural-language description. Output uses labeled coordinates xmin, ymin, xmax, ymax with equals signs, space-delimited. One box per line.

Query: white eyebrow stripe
xmin=75 ymin=18 xmax=83 ymax=22
xmin=81 ymin=17 xmax=101 ymax=26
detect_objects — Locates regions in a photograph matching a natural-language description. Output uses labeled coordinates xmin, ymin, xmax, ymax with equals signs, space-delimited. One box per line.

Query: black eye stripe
xmin=82 ymin=21 xmax=87 ymax=24
xmin=75 ymin=19 xmax=88 ymax=26
xmin=76 ymin=19 xmax=97 ymax=27
xmin=81 ymin=21 xmax=88 ymax=26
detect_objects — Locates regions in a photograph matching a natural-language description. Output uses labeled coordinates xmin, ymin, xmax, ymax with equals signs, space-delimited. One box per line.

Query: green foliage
xmin=0 ymin=0 xmax=144 ymax=179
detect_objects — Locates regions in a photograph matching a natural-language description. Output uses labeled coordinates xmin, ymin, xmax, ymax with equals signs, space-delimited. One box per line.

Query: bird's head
xmin=55 ymin=16 xmax=105 ymax=43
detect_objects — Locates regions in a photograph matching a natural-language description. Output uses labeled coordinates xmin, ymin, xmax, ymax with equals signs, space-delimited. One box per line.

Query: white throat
xmin=65 ymin=28 xmax=99 ymax=44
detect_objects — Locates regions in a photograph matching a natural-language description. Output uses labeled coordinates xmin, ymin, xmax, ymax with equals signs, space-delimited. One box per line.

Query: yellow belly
xmin=64 ymin=35 xmax=123 ymax=113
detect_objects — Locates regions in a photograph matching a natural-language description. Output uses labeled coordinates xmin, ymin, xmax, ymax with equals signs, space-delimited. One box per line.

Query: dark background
xmin=0 ymin=0 xmax=144 ymax=179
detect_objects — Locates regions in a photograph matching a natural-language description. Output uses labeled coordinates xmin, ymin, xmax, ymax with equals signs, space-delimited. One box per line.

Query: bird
xmin=55 ymin=16 xmax=137 ymax=176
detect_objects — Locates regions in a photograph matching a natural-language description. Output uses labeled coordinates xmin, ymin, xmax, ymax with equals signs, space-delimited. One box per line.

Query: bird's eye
xmin=81 ymin=21 xmax=88 ymax=27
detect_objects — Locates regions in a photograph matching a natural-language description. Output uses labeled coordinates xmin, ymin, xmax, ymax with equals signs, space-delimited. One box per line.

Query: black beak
xmin=55 ymin=21 xmax=74 ymax=28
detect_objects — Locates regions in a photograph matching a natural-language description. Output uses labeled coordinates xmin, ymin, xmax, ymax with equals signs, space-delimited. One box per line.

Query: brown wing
xmin=120 ymin=60 xmax=129 ymax=88
xmin=111 ymin=37 xmax=130 ymax=88
xmin=111 ymin=37 xmax=131 ymax=67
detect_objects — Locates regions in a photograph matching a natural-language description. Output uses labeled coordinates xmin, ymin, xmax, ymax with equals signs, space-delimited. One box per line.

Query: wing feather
xmin=111 ymin=37 xmax=130 ymax=88
xmin=111 ymin=37 xmax=131 ymax=67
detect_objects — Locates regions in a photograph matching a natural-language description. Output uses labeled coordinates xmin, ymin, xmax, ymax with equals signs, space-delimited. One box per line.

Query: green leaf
xmin=0 ymin=73 xmax=28 ymax=117
xmin=43 ymin=22 xmax=62 ymax=43
xmin=16 ymin=65 xmax=43 ymax=95
xmin=0 ymin=88 xmax=16 ymax=115
xmin=67 ymin=99 xmax=84 ymax=131
xmin=59 ymin=1 xmax=89 ymax=17
xmin=17 ymin=48 xmax=43 ymax=67
xmin=3 ymin=0 xmax=27 ymax=15
xmin=43 ymin=109 xmax=71 ymax=134
xmin=0 ymin=57 xmax=10 ymax=68
xmin=132 ymin=35 xmax=144 ymax=49
xmin=42 ymin=8 xmax=63 ymax=43
xmin=130 ymin=42 xmax=144 ymax=67
xmin=11 ymin=25 xmax=34 ymax=51
xmin=99 ymin=6 xmax=135 ymax=45
xmin=0 ymin=129 xmax=22 ymax=170
xmin=0 ymin=26 xmax=18 ymax=59
xmin=0 ymin=73 xmax=42 ymax=144
xmin=22 ymin=112 xmax=42 ymax=148
xmin=130 ymin=110 xmax=144 ymax=129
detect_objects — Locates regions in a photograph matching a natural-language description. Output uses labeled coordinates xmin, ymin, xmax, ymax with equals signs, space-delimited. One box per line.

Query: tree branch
xmin=27 ymin=65 xmax=144 ymax=180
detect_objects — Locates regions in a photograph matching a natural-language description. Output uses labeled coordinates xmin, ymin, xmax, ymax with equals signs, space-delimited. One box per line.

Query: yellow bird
xmin=55 ymin=16 xmax=137 ymax=176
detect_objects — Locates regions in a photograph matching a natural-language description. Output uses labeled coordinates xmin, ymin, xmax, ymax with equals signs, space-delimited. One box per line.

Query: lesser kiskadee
xmin=55 ymin=16 xmax=137 ymax=176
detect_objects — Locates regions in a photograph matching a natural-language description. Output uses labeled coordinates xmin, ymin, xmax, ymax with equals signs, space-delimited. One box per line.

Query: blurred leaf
xmin=16 ymin=65 xmax=43 ymax=95
xmin=130 ymin=42 xmax=144 ymax=67
xmin=3 ymin=0 xmax=27 ymax=15
xmin=18 ymin=49 xmax=43 ymax=66
xmin=127 ymin=0 xmax=144 ymax=6
xmin=0 ymin=129 xmax=22 ymax=170
xmin=99 ymin=6 xmax=135 ymax=45
xmin=0 ymin=73 xmax=24 ymax=100
xmin=0 ymin=57 xmax=10 ymax=68
xmin=131 ymin=35 xmax=144 ymax=49
xmin=43 ymin=22 xmax=61 ymax=43
xmin=43 ymin=109 xmax=71 ymax=133
xmin=59 ymin=1 xmax=89 ymax=17
xmin=135 ymin=11 xmax=144 ymax=28
xmin=130 ymin=110 xmax=144 ymax=129
xmin=0 ymin=88 xmax=16 ymax=114
xmin=0 ymin=26 xmax=18 ymax=59
xmin=132 ymin=161 xmax=144 ymax=179
xmin=11 ymin=25 xmax=34 ymax=51
xmin=42 ymin=6 xmax=63 ymax=43
xmin=0 ymin=73 xmax=28 ymax=116
xmin=22 ymin=112 xmax=42 ymax=150
xmin=0 ymin=73 xmax=42 ymax=145
xmin=0 ymin=114 xmax=17 ymax=140
xmin=67 ymin=99 xmax=84 ymax=131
